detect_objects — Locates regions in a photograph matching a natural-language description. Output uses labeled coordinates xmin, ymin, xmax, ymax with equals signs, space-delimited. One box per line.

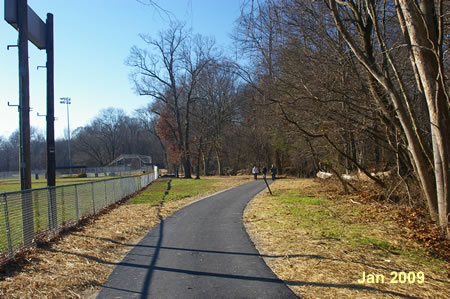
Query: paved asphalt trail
xmin=97 ymin=180 xmax=297 ymax=299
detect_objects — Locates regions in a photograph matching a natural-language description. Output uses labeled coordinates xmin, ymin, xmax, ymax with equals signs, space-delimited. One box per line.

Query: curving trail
xmin=97 ymin=180 xmax=297 ymax=299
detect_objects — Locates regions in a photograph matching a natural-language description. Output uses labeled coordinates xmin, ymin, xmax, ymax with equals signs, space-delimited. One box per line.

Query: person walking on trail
xmin=252 ymin=166 xmax=258 ymax=180
xmin=270 ymin=164 xmax=276 ymax=180
xmin=262 ymin=166 xmax=267 ymax=179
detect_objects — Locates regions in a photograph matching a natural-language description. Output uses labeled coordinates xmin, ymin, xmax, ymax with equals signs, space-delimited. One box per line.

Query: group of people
xmin=252 ymin=165 xmax=276 ymax=180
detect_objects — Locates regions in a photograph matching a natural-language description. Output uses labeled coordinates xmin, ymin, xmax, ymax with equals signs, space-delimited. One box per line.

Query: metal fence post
xmin=74 ymin=185 xmax=79 ymax=221
xmin=128 ymin=177 xmax=132 ymax=194
xmin=113 ymin=180 xmax=116 ymax=202
xmin=47 ymin=188 xmax=53 ymax=232
xmin=59 ymin=187 xmax=65 ymax=228
xmin=34 ymin=189 xmax=41 ymax=232
xmin=47 ymin=186 xmax=57 ymax=233
xmin=2 ymin=194 xmax=13 ymax=259
xmin=104 ymin=180 xmax=107 ymax=207
xmin=91 ymin=182 xmax=96 ymax=213
xmin=21 ymin=190 xmax=34 ymax=247
xmin=120 ymin=178 xmax=124 ymax=198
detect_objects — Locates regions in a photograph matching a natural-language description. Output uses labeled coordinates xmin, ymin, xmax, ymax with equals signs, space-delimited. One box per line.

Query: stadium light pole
xmin=60 ymin=97 xmax=72 ymax=174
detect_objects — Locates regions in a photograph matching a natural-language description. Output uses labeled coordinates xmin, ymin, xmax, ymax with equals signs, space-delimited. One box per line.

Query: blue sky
xmin=0 ymin=0 xmax=242 ymax=139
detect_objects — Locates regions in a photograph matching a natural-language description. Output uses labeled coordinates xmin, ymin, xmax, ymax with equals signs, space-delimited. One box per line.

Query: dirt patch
xmin=244 ymin=179 xmax=449 ymax=298
xmin=0 ymin=176 xmax=249 ymax=298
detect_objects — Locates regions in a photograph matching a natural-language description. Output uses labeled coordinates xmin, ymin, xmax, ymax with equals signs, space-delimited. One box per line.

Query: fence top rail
xmin=0 ymin=171 xmax=155 ymax=197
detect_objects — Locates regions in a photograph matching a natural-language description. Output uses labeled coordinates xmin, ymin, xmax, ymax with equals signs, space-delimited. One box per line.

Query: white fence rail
xmin=0 ymin=169 xmax=158 ymax=264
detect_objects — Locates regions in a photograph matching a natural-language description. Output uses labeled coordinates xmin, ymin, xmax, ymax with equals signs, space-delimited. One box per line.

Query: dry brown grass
xmin=244 ymin=178 xmax=449 ymax=298
xmin=0 ymin=176 xmax=249 ymax=298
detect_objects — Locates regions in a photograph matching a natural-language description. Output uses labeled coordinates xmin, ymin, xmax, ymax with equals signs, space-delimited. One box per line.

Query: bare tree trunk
xmin=215 ymin=145 xmax=222 ymax=176
xmin=183 ymin=103 xmax=192 ymax=179
xmin=275 ymin=149 xmax=282 ymax=175
xmin=306 ymin=138 xmax=319 ymax=173
xmin=202 ymin=151 xmax=207 ymax=176
xmin=396 ymin=0 xmax=449 ymax=236
xmin=195 ymin=137 xmax=202 ymax=179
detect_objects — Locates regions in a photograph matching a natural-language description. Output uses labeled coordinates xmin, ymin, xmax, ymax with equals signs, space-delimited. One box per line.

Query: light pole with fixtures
xmin=60 ymin=97 xmax=72 ymax=174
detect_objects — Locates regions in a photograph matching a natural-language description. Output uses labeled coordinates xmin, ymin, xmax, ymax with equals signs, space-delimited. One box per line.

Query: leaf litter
xmin=244 ymin=178 xmax=449 ymax=298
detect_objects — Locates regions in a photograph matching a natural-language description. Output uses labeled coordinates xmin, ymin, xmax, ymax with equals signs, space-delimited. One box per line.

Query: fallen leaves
xmin=244 ymin=178 xmax=449 ymax=298
xmin=395 ymin=207 xmax=450 ymax=262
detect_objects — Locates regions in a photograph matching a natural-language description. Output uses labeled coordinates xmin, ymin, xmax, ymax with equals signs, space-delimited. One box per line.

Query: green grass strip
xmin=128 ymin=178 xmax=219 ymax=205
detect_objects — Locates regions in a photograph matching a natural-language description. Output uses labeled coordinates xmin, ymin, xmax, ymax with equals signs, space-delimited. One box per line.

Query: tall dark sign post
xmin=45 ymin=12 xmax=56 ymax=234
xmin=16 ymin=0 xmax=32 ymax=191
xmin=46 ymin=13 xmax=55 ymax=187
xmin=5 ymin=0 xmax=56 ymax=244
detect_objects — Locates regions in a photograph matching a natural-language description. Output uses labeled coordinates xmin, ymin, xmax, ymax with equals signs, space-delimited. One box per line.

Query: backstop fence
xmin=0 ymin=170 xmax=158 ymax=265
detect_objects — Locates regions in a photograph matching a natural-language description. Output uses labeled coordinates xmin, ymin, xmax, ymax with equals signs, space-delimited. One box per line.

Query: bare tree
xmin=135 ymin=103 xmax=169 ymax=167
xmin=127 ymin=22 xmax=218 ymax=178
xmin=73 ymin=108 xmax=126 ymax=166
xmin=0 ymin=133 xmax=19 ymax=172
xmin=191 ymin=60 xmax=240 ymax=175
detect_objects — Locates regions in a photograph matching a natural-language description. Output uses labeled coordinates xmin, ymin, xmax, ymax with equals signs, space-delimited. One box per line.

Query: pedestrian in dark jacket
xmin=270 ymin=164 xmax=276 ymax=180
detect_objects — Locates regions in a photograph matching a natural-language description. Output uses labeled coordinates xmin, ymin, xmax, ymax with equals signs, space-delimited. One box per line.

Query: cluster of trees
xmin=0 ymin=128 xmax=46 ymax=172
xmin=72 ymin=108 xmax=164 ymax=167
xmin=127 ymin=23 xmax=269 ymax=178
xmin=1 ymin=0 xmax=447 ymax=235
xmin=229 ymin=0 xmax=448 ymax=236
xmin=0 ymin=108 xmax=165 ymax=172
xmin=127 ymin=1 xmax=448 ymax=235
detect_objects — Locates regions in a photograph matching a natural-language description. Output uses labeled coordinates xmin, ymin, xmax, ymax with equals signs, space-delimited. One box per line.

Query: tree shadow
xmin=41 ymin=245 xmax=419 ymax=299
xmin=71 ymin=232 xmax=411 ymax=274
xmin=140 ymin=179 xmax=171 ymax=298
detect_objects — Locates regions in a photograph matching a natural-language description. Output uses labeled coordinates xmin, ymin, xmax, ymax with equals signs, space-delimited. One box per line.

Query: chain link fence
xmin=0 ymin=169 xmax=158 ymax=264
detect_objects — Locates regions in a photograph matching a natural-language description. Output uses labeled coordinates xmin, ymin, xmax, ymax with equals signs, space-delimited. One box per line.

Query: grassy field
xmin=0 ymin=176 xmax=117 ymax=193
xmin=244 ymin=178 xmax=448 ymax=298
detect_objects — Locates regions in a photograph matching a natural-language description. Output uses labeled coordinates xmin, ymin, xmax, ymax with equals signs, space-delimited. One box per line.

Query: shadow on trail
xmin=140 ymin=178 xmax=171 ymax=298
xmin=73 ymin=232 xmax=407 ymax=274
xmin=40 ymin=245 xmax=419 ymax=299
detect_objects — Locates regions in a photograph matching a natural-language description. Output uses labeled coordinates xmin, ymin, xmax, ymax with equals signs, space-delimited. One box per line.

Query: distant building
xmin=108 ymin=154 xmax=153 ymax=170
